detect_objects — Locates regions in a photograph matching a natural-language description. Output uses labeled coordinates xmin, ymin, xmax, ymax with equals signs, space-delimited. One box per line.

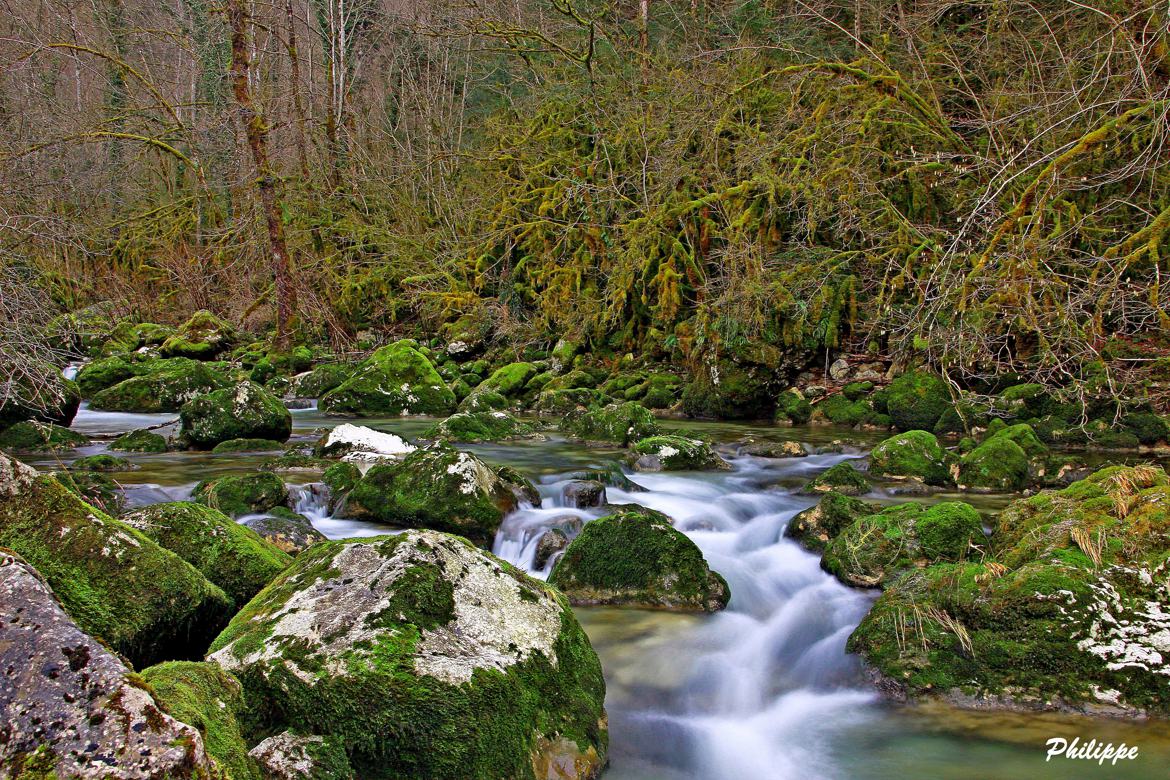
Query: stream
xmin=27 ymin=405 xmax=1170 ymax=779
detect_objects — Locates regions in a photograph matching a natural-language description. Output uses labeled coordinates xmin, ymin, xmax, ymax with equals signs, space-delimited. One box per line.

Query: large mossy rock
xmin=110 ymin=427 xmax=169 ymax=452
xmin=0 ymin=367 xmax=81 ymax=429
xmin=0 ymin=551 xmax=219 ymax=779
xmin=886 ymin=370 xmax=952 ymax=433
xmin=868 ymin=430 xmax=955 ymax=486
xmin=479 ymin=361 xmax=539 ymax=397
xmin=346 ymin=443 xmax=538 ymax=547
xmin=956 ymin=435 xmax=1031 ymax=491
xmin=423 ymin=410 xmax=535 ymax=442
xmin=194 ymin=472 xmax=289 ymax=518
xmin=141 ymin=661 xmax=261 ymax=780
xmin=122 ymin=501 xmax=292 ymax=606
xmin=91 ymin=357 xmax=226 ymax=412
xmin=76 ymin=354 xmax=141 ymax=397
xmin=319 ymin=340 xmax=456 ymax=416
xmin=160 ymin=309 xmax=239 ymax=359
xmin=848 ymin=465 xmax=1170 ymax=715
xmin=786 ymin=491 xmax=877 ymax=553
xmin=0 ymin=453 xmax=232 ymax=667
xmin=680 ymin=359 xmax=775 ymax=419
xmin=0 ymin=420 xmax=87 ymax=452
xmin=242 ymin=507 xmax=327 ymax=555
xmin=629 ymin=435 xmax=724 ymax=471
xmin=561 ymin=401 xmax=659 ymax=446
xmin=180 ymin=381 xmax=292 ymax=449
xmin=822 ymin=501 xmax=983 ymax=588
xmin=549 ymin=508 xmax=730 ymax=612
xmin=289 ymin=363 xmax=352 ymax=398
xmin=800 ymin=461 xmax=869 ymax=495
xmin=207 ymin=531 xmax=608 ymax=780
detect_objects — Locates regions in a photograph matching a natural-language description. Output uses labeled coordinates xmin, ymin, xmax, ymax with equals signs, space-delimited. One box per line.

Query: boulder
xmin=160 ymin=309 xmax=238 ymax=359
xmin=868 ymin=430 xmax=955 ymax=486
xmin=207 ymin=531 xmax=608 ymax=779
xmin=738 ymin=440 xmax=807 ymax=458
xmin=180 ymin=381 xmax=292 ymax=449
xmin=242 ymin=507 xmax=327 ymax=555
xmin=535 ymin=528 xmax=571 ymax=569
xmin=680 ymin=359 xmax=776 ymax=420
xmin=319 ymin=341 xmax=455 ymax=416
xmin=122 ymin=502 xmax=292 ymax=606
xmin=249 ymin=732 xmax=353 ymax=780
xmin=109 ymin=428 xmax=169 ymax=452
xmin=458 ymin=388 xmax=511 ymax=413
xmin=345 ymin=443 xmax=539 ymax=547
xmin=288 ymin=362 xmax=353 ymax=398
xmin=0 ymin=453 xmax=232 ymax=668
xmin=317 ymin=422 xmax=417 ymax=463
xmin=0 ymin=366 xmax=81 ymax=429
xmin=0 ymin=420 xmax=86 ymax=452
xmin=561 ymin=402 xmax=659 ymax=446
xmin=785 ymin=491 xmax=877 ymax=553
xmin=0 ymin=551 xmax=218 ymax=779
xmin=957 ymin=436 xmax=1031 ymax=491
xmin=549 ymin=508 xmax=729 ymax=611
xmin=69 ymin=454 xmax=133 ymax=471
xmin=800 ymin=461 xmax=870 ymax=496
xmin=479 ymin=361 xmax=539 ymax=397
xmin=533 ymin=388 xmax=606 ymax=416
xmin=629 ymin=435 xmax=724 ymax=471
xmin=75 ymin=355 xmax=140 ymax=397
xmin=886 ymin=370 xmax=952 ymax=432
xmin=91 ymin=357 xmax=226 ymax=412
xmin=194 ymin=472 xmax=289 ymax=518
xmin=423 ymin=410 xmax=536 ymax=442
xmin=563 ymin=480 xmax=606 ymax=508
xmin=775 ymin=390 xmax=813 ymax=425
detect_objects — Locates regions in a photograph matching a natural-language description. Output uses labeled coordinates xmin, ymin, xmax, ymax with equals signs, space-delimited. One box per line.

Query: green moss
xmin=917 ymin=502 xmax=984 ymax=561
xmin=786 ymin=491 xmax=877 ymax=552
xmin=480 ymin=362 xmax=539 ymax=397
xmin=319 ymin=341 xmax=456 ymax=416
xmin=0 ymin=421 xmax=87 ymax=452
xmin=631 ymin=435 xmax=722 ymax=470
xmin=181 ymin=381 xmax=292 ymax=449
xmin=323 ymin=461 xmax=362 ymax=495
xmin=211 ymin=438 xmax=289 ymax=454
xmin=90 ymin=357 xmax=227 ymax=413
xmin=801 ymin=461 xmax=870 ymax=495
xmin=423 ymin=411 xmax=535 ymax=442
xmin=76 ymin=355 xmax=141 ymax=397
xmin=54 ymin=469 xmax=124 ymax=515
xmin=194 ymin=472 xmax=288 ymax=518
xmin=886 ymin=371 xmax=952 ymax=432
xmin=0 ymin=456 xmax=232 ymax=667
xmin=122 ymin=502 xmax=292 ymax=606
xmin=533 ymin=388 xmax=606 ymax=415
xmin=815 ymin=395 xmax=870 ymax=426
xmin=458 ymin=389 xmax=511 ymax=413
xmin=957 ymin=437 xmax=1030 ymax=491
xmin=681 ymin=360 xmax=774 ymax=419
xmin=69 ymin=454 xmax=132 ymax=471
xmin=822 ymin=503 xmax=924 ymax=587
xmin=868 ymin=430 xmax=955 ymax=486
xmin=986 ymin=423 xmax=1047 ymax=458
xmin=560 ymin=401 xmax=659 ymax=445
xmin=290 ymin=363 xmax=353 ymax=398
xmin=550 ymin=509 xmax=729 ymax=611
xmin=775 ymin=390 xmax=813 ymax=424
xmin=160 ymin=310 xmax=239 ymax=359
xmin=109 ymin=428 xmax=168 ymax=452
xmin=1122 ymin=413 xmax=1168 ymax=445
xmin=0 ymin=365 xmax=81 ymax=429
xmin=140 ymin=661 xmax=260 ymax=780
xmin=842 ymin=381 xmax=874 ymax=401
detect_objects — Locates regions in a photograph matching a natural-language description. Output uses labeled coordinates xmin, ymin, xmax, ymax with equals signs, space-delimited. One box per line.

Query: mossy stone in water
xmin=561 ymin=401 xmax=659 ymax=446
xmin=319 ymin=341 xmax=455 ymax=416
xmin=423 ymin=410 xmax=535 ymax=442
xmin=458 ymin=388 xmax=510 ymax=413
xmin=680 ymin=360 xmax=774 ymax=419
xmin=868 ymin=430 xmax=955 ymax=486
xmin=345 ymin=443 xmax=537 ymax=547
xmin=986 ymin=422 xmax=1048 ymax=458
xmin=141 ymin=661 xmax=261 ymax=780
xmin=123 ymin=501 xmax=292 ymax=606
xmin=957 ymin=436 xmax=1030 ymax=491
xmin=549 ymin=508 xmax=729 ymax=611
xmin=242 ymin=507 xmax=327 ymax=555
xmin=54 ymin=469 xmax=125 ymax=515
xmin=801 ymin=461 xmax=869 ymax=495
xmin=180 ymin=381 xmax=292 ymax=449
xmin=69 ymin=453 xmax=133 ymax=471
xmin=786 ymin=491 xmax=877 ymax=553
xmin=0 ymin=420 xmax=86 ymax=452
xmin=533 ymin=388 xmax=606 ymax=415
xmin=76 ymin=355 xmax=141 ymax=397
xmin=110 ymin=428 xmax=169 ymax=452
xmin=630 ymin=435 xmax=723 ymax=471
xmin=211 ymin=437 xmax=289 ymax=454
xmin=160 ymin=309 xmax=238 ymax=359
xmin=289 ymin=363 xmax=353 ymax=398
xmin=91 ymin=357 xmax=226 ymax=412
xmin=207 ymin=531 xmax=608 ymax=780
xmin=480 ymin=361 xmax=539 ymax=397
xmin=0 ymin=366 xmax=81 ymax=428
xmin=0 ymin=452 xmax=232 ymax=667
xmin=886 ymin=370 xmax=952 ymax=432
xmin=775 ymin=390 xmax=813 ymax=425
xmin=194 ymin=472 xmax=288 ymax=518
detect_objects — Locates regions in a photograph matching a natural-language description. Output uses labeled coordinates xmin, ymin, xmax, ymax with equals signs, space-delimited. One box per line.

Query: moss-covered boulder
xmin=242 ymin=507 xmax=327 ymax=555
xmin=956 ymin=436 xmax=1031 ymax=491
xmin=775 ymin=390 xmax=813 ymax=425
xmin=180 ymin=381 xmax=292 ymax=449
xmin=549 ymin=508 xmax=729 ymax=611
xmin=458 ymin=388 xmax=511 ymax=413
xmin=785 ymin=491 xmax=877 ymax=553
xmin=76 ymin=354 xmax=141 ymax=397
xmin=110 ymin=427 xmax=169 ymax=452
xmin=248 ymin=731 xmax=354 ymax=780
xmin=886 ymin=370 xmax=952 ymax=433
xmin=123 ymin=502 xmax=292 ymax=606
xmin=0 ymin=452 xmax=232 ymax=667
xmin=194 ymin=472 xmax=289 ymax=518
xmin=91 ymin=357 xmax=226 ymax=412
xmin=141 ymin=661 xmax=260 ymax=780
xmin=319 ymin=341 xmax=456 ymax=416
xmin=0 ymin=420 xmax=86 ymax=452
xmin=211 ymin=437 xmax=289 ymax=453
xmin=160 ymin=309 xmax=239 ymax=359
xmin=288 ymin=363 xmax=353 ymax=398
xmin=822 ymin=501 xmax=983 ymax=588
xmin=0 ymin=366 xmax=81 ymax=429
xmin=561 ymin=402 xmax=659 ymax=446
xmin=848 ymin=465 xmax=1170 ymax=715
xmin=630 ymin=435 xmax=724 ymax=471
xmin=868 ymin=430 xmax=955 ymax=486
xmin=680 ymin=360 xmax=775 ymax=419
xmin=800 ymin=461 xmax=870 ymax=495
xmin=207 ymin=531 xmax=608 ymax=779
xmin=70 ymin=453 xmax=133 ymax=471
xmin=533 ymin=387 xmax=607 ymax=415
xmin=423 ymin=410 xmax=535 ymax=442
xmin=0 ymin=551 xmax=220 ymax=780
xmin=345 ymin=443 xmax=538 ymax=547
xmin=480 ymin=361 xmax=539 ymax=397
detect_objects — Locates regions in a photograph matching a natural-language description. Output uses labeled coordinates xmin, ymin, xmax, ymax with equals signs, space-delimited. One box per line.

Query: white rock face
xmin=325 ymin=423 xmax=417 ymax=466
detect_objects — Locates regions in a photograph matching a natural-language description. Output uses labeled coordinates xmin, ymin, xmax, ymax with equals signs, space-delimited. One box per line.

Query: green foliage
xmin=775 ymin=390 xmax=812 ymax=424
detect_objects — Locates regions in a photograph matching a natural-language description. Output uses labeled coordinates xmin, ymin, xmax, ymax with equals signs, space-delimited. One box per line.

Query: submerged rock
xmin=211 ymin=437 xmax=289 ymax=453
xmin=0 ymin=452 xmax=232 ymax=667
xmin=194 ymin=472 xmax=289 ymax=518
xmin=207 ymin=531 xmax=608 ymax=779
xmin=0 ymin=551 xmax=218 ymax=779
xmin=319 ymin=340 xmax=455 ymax=416
xmin=122 ymin=501 xmax=292 ymax=606
xmin=549 ymin=508 xmax=730 ymax=612
xmin=346 ymin=443 xmax=539 ymax=546
xmin=630 ymin=435 xmax=725 ymax=471
xmin=180 ymin=381 xmax=292 ymax=449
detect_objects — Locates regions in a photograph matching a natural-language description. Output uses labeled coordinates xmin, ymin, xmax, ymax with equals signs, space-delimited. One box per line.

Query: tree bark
xmin=228 ymin=0 xmax=297 ymax=347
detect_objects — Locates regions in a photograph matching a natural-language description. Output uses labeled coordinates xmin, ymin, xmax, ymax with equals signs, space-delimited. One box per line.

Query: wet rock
xmin=630 ymin=435 xmax=725 ymax=471
xmin=91 ymin=357 xmax=226 ymax=412
xmin=535 ymin=528 xmax=570 ymax=569
xmin=193 ymin=471 xmax=288 ymax=518
xmin=207 ymin=531 xmax=607 ymax=779
xmin=423 ymin=410 xmax=536 ymax=442
xmin=109 ymin=428 xmax=169 ymax=452
xmin=288 ymin=363 xmax=353 ymax=399
xmin=570 ymin=463 xmax=644 ymax=492
xmin=738 ymin=440 xmax=807 ymax=458
xmin=774 ymin=390 xmax=813 ymax=425
xmin=885 ymin=370 xmax=953 ymax=433
xmin=561 ymin=401 xmax=659 ymax=446
xmin=180 ymin=381 xmax=292 ymax=449
xmin=563 ymin=480 xmax=606 ymax=508
xmin=0 ymin=551 xmax=218 ymax=779
xmin=211 ymin=437 xmax=288 ymax=453
xmin=786 ymin=491 xmax=877 ymax=553
xmin=242 ymin=507 xmax=327 ymax=555
xmin=800 ymin=461 xmax=870 ymax=496
xmin=316 ymin=422 xmax=417 ymax=464
xmin=249 ymin=731 xmax=353 ymax=780
xmin=0 ymin=365 xmax=81 ymax=429
xmin=319 ymin=340 xmax=456 ymax=416
xmin=868 ymin=430 xmax=956 ymax=486
xmin=69 ymin=454 xmax=134 ymax=471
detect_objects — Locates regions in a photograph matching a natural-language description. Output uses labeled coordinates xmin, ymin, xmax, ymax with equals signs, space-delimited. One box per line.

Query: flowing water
xmin=29 ymin=405 xmax=1170 ymax=779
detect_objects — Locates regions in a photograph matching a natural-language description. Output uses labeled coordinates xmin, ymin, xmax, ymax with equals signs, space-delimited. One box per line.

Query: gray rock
xmin=243 ymin=508 xmax=327 ymax=555
xmin=828 ymin=358 xmax=851 ymax=380
xmin=562 ymin=479 xmax=606 ymax=508
xmin=0 ymin=551 xmax=215 ymax=779
xmin=534 ymin=528 xmax=569 ymax=569
xmin=249 ymin=731 xmax=353 ymax=780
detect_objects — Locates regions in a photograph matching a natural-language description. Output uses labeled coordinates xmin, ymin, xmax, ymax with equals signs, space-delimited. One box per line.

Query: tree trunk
xmin=228 ymin=0 xmax=297 ymax=347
